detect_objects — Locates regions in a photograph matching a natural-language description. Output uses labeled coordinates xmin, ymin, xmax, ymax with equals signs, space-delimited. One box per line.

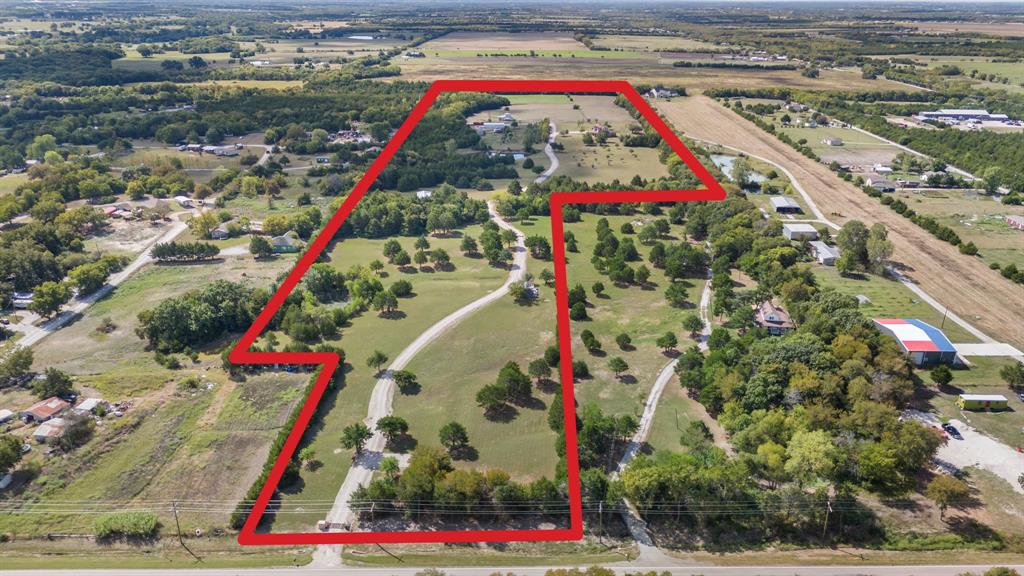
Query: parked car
xmin=943 ymin=423 xmax=963 ymax=440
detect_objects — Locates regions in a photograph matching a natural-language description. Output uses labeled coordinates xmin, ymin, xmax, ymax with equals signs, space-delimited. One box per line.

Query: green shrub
xmin=93 ymin=512 xmax=159 ymax=540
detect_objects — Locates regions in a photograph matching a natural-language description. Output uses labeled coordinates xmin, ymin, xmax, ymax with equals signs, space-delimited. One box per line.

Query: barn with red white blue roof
xmin=873 ymin=318 xmax=959 ymax=366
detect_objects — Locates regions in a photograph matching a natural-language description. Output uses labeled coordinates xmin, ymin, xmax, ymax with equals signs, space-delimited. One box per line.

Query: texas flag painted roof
xmin=874 ymin=318 xmax=956 ymax=353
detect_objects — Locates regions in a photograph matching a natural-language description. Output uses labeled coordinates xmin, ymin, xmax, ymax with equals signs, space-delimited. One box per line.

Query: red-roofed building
xmin=20 ymin=397 xmax=70 ymax=423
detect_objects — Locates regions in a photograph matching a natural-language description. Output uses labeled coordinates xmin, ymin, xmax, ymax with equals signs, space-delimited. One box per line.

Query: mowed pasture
xmin=238 ymin=37 xmax=405 ymax=65
xmin=558 ymin=134 xmax=669 ymax=184
xmin=813 ymin=266 xmax=978 ymax=344
xmin=590 ymin=34 xmax=729 ymax=52
xmin=564 ymin=215 xmax=706 ymax=417
xmin=781 ymin=125 xmax=901 ymax=167
xmin=0 ymin=172 xmax=28 ymax=196
xmin=393 ymin=213 xmax=709 ymax=482
xmin=890 ymin=189 xmax=1024 ymax=270
xmin=112 ymin=147 xmax=247 ymax=171
xmin=396 ymin=55 xmax=914 ymax=93
xmin=266 ymin=226 xmax=511 ymax=532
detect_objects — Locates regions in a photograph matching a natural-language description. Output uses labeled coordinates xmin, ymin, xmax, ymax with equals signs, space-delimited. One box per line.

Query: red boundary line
xmin=232 ymin=79 xmax=725 ymax=545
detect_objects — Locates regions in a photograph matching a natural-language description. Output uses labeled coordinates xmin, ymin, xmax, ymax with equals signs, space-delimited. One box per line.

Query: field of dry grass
xmin=396 ymin=56 xmax=916 ymax=93
xmin=657 ymin=96 xmax=1024 ymax=350
xmin=897 ymin=20 xmax=1024 ymax=37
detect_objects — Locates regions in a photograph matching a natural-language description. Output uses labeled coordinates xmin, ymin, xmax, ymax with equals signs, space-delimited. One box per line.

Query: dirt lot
xmin=657 ymin=96 xmax=1024 ymax=350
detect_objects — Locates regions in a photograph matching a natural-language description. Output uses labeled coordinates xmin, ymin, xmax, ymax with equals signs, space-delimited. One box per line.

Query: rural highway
xmin=4 ymin=215 xmax=190 ymax=351
xmin=534 ymin=121 xmax=560 ymax=184
xmin=311 ymin=201 xmax=528 ymax=566
xmin=9 ymin=564 xmax=1024 ymax=576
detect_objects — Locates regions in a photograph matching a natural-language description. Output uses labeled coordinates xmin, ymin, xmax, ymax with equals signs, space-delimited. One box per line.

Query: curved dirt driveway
xmin=312 ymin=202 xmax=527 ymax=566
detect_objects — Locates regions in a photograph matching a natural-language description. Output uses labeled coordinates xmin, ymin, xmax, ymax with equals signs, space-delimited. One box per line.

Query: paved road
xmin=10 ymin=564 xmax=1024 ymax=576
xmin=311 ymin=202 xmax=528 ymax=566
xmin=534 ymin=121 xmax=559 ymax=184
xmin=5 ymin=216 xmax=190 ymax=350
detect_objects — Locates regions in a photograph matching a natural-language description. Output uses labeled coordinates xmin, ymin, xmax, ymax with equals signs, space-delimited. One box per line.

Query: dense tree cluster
xmin=136 ymin=280 xmax=264 ymax=352
xmin=337 ymin=185 xmax=488 ymax=238
xmin=350 ymin=446 xmax=564 ymax=520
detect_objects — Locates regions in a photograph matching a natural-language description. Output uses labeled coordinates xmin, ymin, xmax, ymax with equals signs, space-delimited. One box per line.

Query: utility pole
xmin=172 ymin=501 xmax=202 ymax=562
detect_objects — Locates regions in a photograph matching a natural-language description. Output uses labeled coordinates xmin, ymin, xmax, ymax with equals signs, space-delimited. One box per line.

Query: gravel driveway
xmin=906 ymin=409 xmax=1024 ymax=494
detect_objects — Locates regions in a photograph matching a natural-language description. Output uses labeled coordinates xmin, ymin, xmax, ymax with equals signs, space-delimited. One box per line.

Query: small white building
xmin=174 ymin=196 xmax=193 ymax=208
xmin=822 ymin=137 xmax=843 ymax=146
xmin=415 ymin=190 xmax=433 ymax=199
xmin=0 ymin=409 xmax=13 ymax=424
xmin=648 ymin=88 xmax=679 ymax=99
xmin=12 ymin=291 xmax=33 ymax=309
xmin=872 ymin=164 xmax=893 ymax=174
xmin=809 ymin=241 xmax=840 ymax=266
xmin=73 ymin=398 xmax=106 ymax=415
xmin=499 ymin=112 xmax=515 ymax=122
xmin=782 ymin=223 xmax=819 ymax=241
xmin=481 ymin=122 xmax=507 ymax=133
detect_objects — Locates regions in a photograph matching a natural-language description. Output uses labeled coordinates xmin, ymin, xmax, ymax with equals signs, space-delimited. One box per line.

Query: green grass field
xmin=0 ymin=172 xmax=27 ymax=196
xmin=890 ymin=190 xmax=1024 ymax=270
xmin=590 ymin=34 xmax=728 ymax=53
xmin=813 ymin=265 xmax=979 ymax=343
xmin=113 ymin=147 xmax=245 ymax=170
xmin=267 ymin=226 xmax=511 ymax=531
xmin=779 ymin=125 xmax=900 ymax=166
xmin=917 ymin=355 xmax=1024 ymax=448
xmin=390 ymin=212 xmax=711 ymax=486
xmin=559 ymin=135 xmax=668 ymax=184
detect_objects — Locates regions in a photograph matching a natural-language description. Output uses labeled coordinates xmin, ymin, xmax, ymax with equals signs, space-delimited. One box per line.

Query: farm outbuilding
xmin=809 ymin=241 xmax=840 ymax=266
xmin=782 ymin=223 xmax=819 ymax=241
xmin=770 ymin=196 xmax=802 ymax=214
xmin=822 ymin=137 xmax=843 ymax=146
xmin=21 ymin=397 xmax=70 ymax=423
xmin=33 ymin=417 xmax=67 ymax=443
xmin=874 ymin=318 xmax=958 ymax=367
xmin=1007 ymin=215 xmax=1024 ymax=232
xmin=957 ymin=394 xmax=1008 ymax=411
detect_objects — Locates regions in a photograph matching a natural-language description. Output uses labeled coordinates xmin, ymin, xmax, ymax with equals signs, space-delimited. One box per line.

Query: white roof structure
xmin=783 ymin=223 xmax=818 ymax=234
xmin=415 ymin=190 xmax=433 ymax=199
xmin=809 ymin=241 xmax=839 ymax=258
xmin=770 ymin=196 xmax=801 ymax=210
xmin=0 ymin=409 xmax=13 ymax=423
xmin=959 ymin=394 xmax=1008 ymax=402
xmin=74 ymin=398 xmax=104 ymax=413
